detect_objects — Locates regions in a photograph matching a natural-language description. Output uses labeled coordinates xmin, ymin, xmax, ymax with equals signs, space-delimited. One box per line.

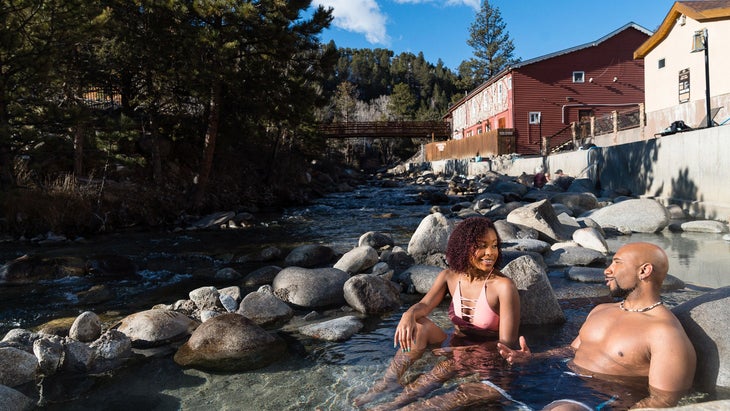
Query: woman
xmin=355 ymin=216 xmax=521 ymax=409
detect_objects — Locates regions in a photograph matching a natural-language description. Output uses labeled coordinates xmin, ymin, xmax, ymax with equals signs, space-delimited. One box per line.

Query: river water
xmin=1 ymin=180 xmax=729 ymax=410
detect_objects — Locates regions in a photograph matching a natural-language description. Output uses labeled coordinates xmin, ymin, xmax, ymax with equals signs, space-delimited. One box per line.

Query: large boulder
xmin=116 ymin=309 xmax=199 ymax=348
xmin=272 ymin=267 xmax=349 ymax=309
xmin=397 ymin=264 xmax=443 ymax=294
xmin=581 ymin=199 xmax=670 ymax=233
xmin=407 ymin=213 xmax=456 ymax=263
xmin=0 ymin=385 xmax=34 ymax=411
xmin=69 ymin=311 xmax=102 ymax=343
xmin=502 ymin=255 xmax=565 ymax=325
xmin=673 ymin=286 xmax=730 ymax=392
xmin=343 ymin=274 xmax=401 ymax=314
xmin=551 ymin=192 xmax=600 ymax=216
xmin=174 ymin=313 xmax=286 ymax=371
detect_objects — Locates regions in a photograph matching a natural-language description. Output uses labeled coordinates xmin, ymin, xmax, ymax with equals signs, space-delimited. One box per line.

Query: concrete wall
xmin=420 ymin=125 xmax=730 ymax=222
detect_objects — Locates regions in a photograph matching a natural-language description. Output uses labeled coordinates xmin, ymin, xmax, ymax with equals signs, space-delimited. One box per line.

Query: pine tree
xmin=465 ymin=0 xmax=520 ymax=84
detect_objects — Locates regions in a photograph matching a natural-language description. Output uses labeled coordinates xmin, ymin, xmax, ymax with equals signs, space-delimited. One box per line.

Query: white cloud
xmin=394 ymin=0 xmax=480 ymax=11
xmin=313 ymin=0 xmax=390 ymax=45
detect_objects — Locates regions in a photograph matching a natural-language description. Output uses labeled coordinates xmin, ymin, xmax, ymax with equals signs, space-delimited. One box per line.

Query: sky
xmin=311 ymin=0 xmax=678 ymax=71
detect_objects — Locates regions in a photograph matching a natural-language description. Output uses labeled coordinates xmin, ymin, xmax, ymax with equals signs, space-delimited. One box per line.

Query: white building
xmin=634 ymin=0 xmax=730 ymax=134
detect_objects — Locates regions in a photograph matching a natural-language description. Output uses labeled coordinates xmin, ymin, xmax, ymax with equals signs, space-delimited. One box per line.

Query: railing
xmin=424 ymin=129 xmax=516 ymax=161
xmin=317 ymin=121 xmax=450 ymax=139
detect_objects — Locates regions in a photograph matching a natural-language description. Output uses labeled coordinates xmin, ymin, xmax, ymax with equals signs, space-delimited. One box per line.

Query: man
xmin=498 ymin=242 xmax=696 ymax=409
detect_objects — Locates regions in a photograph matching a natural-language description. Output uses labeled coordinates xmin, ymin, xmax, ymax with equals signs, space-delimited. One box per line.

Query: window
xmin=529 ymin=112 xmax=541 ymax=124
xmin=658 ymin=58 xmax=666 ymax=69
xmin=572 ymin=71 xmax=585 ymax=83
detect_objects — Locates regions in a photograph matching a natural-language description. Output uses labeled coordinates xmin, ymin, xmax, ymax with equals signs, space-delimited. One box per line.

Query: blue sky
xmin=311 ymin=0 xmax=678 ymax=71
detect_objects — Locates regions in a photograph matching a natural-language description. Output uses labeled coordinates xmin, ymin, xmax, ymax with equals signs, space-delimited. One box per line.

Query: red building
xmin=444 ymin=23 xmax=651 ymax=155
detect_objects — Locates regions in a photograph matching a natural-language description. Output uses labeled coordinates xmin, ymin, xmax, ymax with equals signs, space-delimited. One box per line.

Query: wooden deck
xmin=318 ymin=121 xmax=450 ymax=139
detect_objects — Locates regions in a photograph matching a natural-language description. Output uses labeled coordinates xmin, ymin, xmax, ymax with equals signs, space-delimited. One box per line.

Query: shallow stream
xmin=1 ymin=180 xmax=728 ymax=410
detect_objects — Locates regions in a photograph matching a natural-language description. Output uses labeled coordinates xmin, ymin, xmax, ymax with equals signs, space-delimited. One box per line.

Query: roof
xmin=445 ymin=22 xmax=652 ymax=117
xmin=634 ymin=1 xmax=730 ymax=58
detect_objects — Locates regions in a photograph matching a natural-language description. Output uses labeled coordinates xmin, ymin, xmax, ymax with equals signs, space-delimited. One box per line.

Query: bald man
xmin=498 ymin=242 xmax=697 ymax=409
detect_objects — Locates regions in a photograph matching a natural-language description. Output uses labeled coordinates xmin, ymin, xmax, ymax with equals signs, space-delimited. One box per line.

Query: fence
xmin=424 ymin=129 xmax=516 ymax=161
xmin=584 ymin=105 xmax=644 ymax=137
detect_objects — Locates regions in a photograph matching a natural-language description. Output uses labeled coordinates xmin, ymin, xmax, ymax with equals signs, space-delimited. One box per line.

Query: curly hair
xmin=446 ymin=216 xmax=502 ymax=272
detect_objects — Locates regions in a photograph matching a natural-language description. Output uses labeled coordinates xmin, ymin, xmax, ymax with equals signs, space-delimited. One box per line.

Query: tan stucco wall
xmin=643 ymin=16 xmax=730 ymax=134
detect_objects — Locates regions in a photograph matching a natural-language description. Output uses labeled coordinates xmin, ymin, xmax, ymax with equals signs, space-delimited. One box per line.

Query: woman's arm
xmin=394 ymin=269 xmax=450 ymax=351
xmin=494 ymin=277 xmax=520 ymax=348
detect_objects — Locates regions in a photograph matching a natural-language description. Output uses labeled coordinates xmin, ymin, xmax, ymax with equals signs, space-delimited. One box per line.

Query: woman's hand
xmin=497 ymin=336 xmax=531 ymax=365
xmin=394 ymin=311 xmax=417 ymax=352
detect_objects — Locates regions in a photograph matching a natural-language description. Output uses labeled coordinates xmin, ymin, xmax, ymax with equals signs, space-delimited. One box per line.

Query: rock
xmin=333 ymin=245 xmax=379 ymax=274
xmin=33 ymin=335 xmax=64 ymax=375
xmin=565 ymin=266 xmax=606 ymax=283
xmin=369 ymin=262 xmax=394 ymax=279
xmin=398 ymin=264 xmax=442 ymax=294
xmin=219 ymin=293 xmax=239 ymax=313
xmin=506 ymin=199 xmax=572 ymax=243
xmin=238 ymin=287 xmax=294 ymax=327
xmin=502 ymin=255 xmax=565 ymax=325
xmin=174 ymin=313 xmax=286 ymax=371
xmin=501 ymin=238 xmax=552 ymax=254
xmin=85 ymin=254 xmax=138 ymax=278
xmin=0 ymin=347 xmax=38 ymax=386
xmin=0 ymin=384 xmax=34 ymax=411
xmin=572 ymin=227 xmax=609 ymax=253
xmin=272 ymin=267 xmax=349 ymax=309
xmin=358 ymin=231 xmax=394 ymax=249
xmin=89 ymin=330 xmax=132 ymax=372
xmin=76 ymin=284 xmax=114 ymax=305
xmin=69 ymin=311 xmax=102 ymax=343
xmin=285 ymin=244 xmax=335 ymax=268
xmin=190 ymin=211 xmax=235 ymax=229
xmin=551 ymin=192 xmax=600 ymax=216
xmin=0 ymin=255 xmax=86 ymax=284
xmin=243 ymin=265 xmax=282 ymax=287
xmin=215 ymin=267 xmax=242 ymax=280
xmin=407 ymin=213 xmax=456 ymax=263
xmin=673 ymin=286 xmax=730 ymax=391
xmin=544 ymin=246 xmax=608 ymax=267
xmin=343 ymin=274 xmax=401 ymax=314
xmin=299 ymin=315 xmax=364 ymax=342
xmin=62 ymin=339 xmax=95 ymax=373
xmin=680 ymin=220 xmax=728 ymax=233
xmin=1 ymin=329 xmax=41 ymax=352
xmin=218 ymin=286 xmax=242 ymax=303
xmin=116 ymin=309 xmax=199 ymax=348
xmin=380 ymin=247 xmax=415 ymax=275
xmin=189 ymin=286 xmax=220 ymax=311
xmin=582 ymin=199 xmax=670 ymax=233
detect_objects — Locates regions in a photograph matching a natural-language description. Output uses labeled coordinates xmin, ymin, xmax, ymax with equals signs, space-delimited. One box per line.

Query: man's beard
xmin=610 ymin=283 xmax=635 ymax=299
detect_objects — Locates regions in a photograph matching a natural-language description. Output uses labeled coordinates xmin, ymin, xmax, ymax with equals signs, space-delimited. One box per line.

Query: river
xmin=1 ymin=179 xmax=728 ymax=410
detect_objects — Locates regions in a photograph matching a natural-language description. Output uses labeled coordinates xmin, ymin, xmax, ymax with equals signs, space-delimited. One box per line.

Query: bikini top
xmin=448 ymin=279 xmax=500 ymax=333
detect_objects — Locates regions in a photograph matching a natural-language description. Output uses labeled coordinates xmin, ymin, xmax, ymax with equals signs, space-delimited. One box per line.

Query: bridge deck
xmin=318 ymin=121 xmax=450 ymax=139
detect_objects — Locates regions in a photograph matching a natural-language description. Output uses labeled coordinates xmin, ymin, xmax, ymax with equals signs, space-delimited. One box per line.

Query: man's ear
xmin=640 ymin=262 xmax=653 ymax=280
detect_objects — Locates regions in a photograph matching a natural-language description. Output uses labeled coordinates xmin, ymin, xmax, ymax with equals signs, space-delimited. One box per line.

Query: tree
xmin=333 ymin=82 xmax=358 ymax=122
xmin=388 ymin=83 xmax=416 ymax=120
xmin=464 ymin=0 xmax=519 ymax=84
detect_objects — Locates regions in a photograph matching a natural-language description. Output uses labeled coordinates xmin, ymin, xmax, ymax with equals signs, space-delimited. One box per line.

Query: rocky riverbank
xmin=1 ymin=169 xmax=729 ymax=410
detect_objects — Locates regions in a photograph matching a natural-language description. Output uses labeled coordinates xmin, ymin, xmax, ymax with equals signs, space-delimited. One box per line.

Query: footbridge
xmin=317 ymin=121 xmax=450 ymax=139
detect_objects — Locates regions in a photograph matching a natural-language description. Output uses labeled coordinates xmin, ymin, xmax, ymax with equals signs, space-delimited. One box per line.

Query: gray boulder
xmin=551 ymin=192 xmax=600 ymax=216
xmin=572 ymin=227 xmax=609 ymax=254
xmin=333 ymin=245 xmax=379 ymax=274
xmin=243 ymin=265 xmax=282 ymax=287
xmin=398 ymin=264 xmax=442 ymax=294
xmin=680 ymin=220 xmax=728 ymax=234
xmin=116 ymin=309 xmax=199 ymax=348
xmin=189 ymin=286 xmax=220 ymax=311
xmin=544 ymin=246 xmax=608 ymax=267
xmin=358 ymin=231 xmax=394 ymax=249
xmin=174 ymin=313 xmax=286 ymax=371
xmin=299 ymin=315 xmax=364 ymax=342
xmin=33 ymin=336 xmax=64 ymax=376
xmin=69 ymin=311 xmax=102 ymax=343
xmin=506 ymin=199 xmax=571 ymax=243
xmin=407 ymin=213 xmax=456 ymax=263
xmin=0 ymin=385 xmax=34 ymax=411
xmin=673 ymin=286 xmax=730 ymax=391
xmin=0 ymin=347 xmax=38 ymax=387
xmin=502 ymin=255 xmax=565 ymax=325
xmin=343 ymin=274 xmax=401 ymax=314
xmin=582 ymin=199 xmax=670 ymax=233
xmin=238 ymin=286 xmax=294 ymax=327
xmin=272 ymin=267 xmax=349 ymax=308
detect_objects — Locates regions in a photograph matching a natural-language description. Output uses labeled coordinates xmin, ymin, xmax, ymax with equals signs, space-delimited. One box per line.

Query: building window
xmin=658 ymin=58 xmax=666 ymax=69
xmin=529 ymin=112 xmax=541 ymax=124
xmin=573 ymin=71 xmax=585 ymax=83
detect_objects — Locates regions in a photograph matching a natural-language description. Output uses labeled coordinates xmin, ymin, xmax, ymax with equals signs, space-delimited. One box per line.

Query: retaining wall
xmin=421 ymin=125 xmax=730 ymax=222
